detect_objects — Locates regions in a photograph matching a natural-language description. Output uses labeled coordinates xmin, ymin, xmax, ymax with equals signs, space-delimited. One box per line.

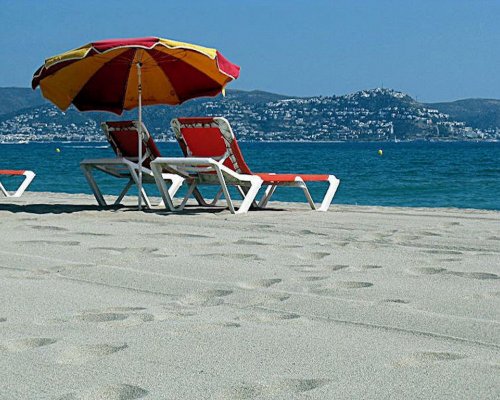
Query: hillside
xmin=0 ymin=87 xmax=46 ymax=115
xmin=427 ymin=99 xmax=500 ymax=130
xmin=0 ymin=87 xmax=498 ymax=142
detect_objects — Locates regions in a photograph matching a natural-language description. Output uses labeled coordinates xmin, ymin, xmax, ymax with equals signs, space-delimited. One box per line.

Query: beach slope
xmin=0 ymin=193 xmax=499 ymax=399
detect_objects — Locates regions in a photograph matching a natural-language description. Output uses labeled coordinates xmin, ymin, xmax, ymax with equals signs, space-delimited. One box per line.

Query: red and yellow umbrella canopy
xmin=32 ymin=37 xmax=240 ymax=114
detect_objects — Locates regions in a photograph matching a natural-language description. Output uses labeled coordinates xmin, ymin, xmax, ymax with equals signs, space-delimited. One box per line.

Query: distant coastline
xmin=1 ymin=87 xmax=499 ymax=143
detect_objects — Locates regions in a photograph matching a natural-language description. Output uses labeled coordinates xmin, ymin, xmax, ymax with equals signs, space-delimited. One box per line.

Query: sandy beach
xmin=0 ymin=192 xmax=499 ymax=399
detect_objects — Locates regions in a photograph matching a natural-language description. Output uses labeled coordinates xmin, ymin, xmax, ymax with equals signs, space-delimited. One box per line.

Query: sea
xmin=1 ymin=141 xmax=499 ymax=210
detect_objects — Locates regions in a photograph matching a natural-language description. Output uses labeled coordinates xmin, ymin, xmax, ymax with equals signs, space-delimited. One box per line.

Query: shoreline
xmin=2 ymin=190 xmax=499 ymax=214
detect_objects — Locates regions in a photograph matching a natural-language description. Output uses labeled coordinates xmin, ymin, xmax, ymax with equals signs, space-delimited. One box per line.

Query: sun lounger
xmin=150 ymin=117 xmax=340 ymax=214
xmin=0 ymin=169 xmax=36 ymax=198
xmin=80 ymin=120 xmax=184 ymax=208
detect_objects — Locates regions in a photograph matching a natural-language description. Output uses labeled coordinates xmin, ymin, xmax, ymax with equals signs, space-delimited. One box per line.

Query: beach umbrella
xmin=32 ymin=36 xmax=240 ymax=208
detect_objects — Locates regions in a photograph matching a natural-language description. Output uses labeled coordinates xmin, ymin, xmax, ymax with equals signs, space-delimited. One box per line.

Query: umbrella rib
xmin=119 ymin=54 xmax=135 ymax=112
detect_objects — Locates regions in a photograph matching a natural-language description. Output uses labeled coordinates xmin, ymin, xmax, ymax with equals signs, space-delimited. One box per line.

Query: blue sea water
xmin=1 ymin=141 xmax=499 ymax=210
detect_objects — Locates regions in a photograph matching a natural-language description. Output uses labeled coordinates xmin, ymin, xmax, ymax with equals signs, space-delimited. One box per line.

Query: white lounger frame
xmin=81 ymin=158 xmax=183 ymax=209
xmin=80 ymin=121 xmax=183 ymax=209
xmin=0 ymin=170 xmax=36 ymax=198
xmin=152 ymin=157 xmax=262 ymax=214
xmin=150 ymin=117 xmax=340 ymax=214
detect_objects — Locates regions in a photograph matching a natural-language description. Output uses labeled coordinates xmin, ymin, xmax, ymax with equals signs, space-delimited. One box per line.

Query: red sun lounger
xmin=80 ymin=120 xmax=183 ymax=208
xmin=150 ymin=117 xmax=340 ymax=214
xmin=0 ymin=169 xmax=36 ymax=198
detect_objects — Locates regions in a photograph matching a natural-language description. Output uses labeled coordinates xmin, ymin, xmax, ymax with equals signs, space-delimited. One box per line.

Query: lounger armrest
xmin=151 ymin=157 xmax=219 ymax=174
xmin=80 ymin=157 xmax=132 ymax=165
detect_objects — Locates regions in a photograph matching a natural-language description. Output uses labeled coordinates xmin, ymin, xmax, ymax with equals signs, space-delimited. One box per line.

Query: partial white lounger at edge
xmin=0 ymin=169 xmax=36 ymax=198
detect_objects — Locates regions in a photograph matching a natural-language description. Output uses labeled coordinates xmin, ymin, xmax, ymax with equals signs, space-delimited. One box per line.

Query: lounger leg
xmin=297 ymin=179 xmax=317 ymax=210
xmin=80 ymin=164 xmax=107 ymax=206
xmin=151 ymin=163 xmax=185 ymax=211
xmin=114 ymin=179 xmax=134 ymax=205
xmin=127 ymin=166 xmax=152 ymax=209
xmin=192 ymin=188 xmax=209 ymax=206
xmin=8 ymin=171 xmax=35 ymax=198
xmin=237 ymin=186 xmax=259 ymax=209
xmin=258 ymin=185 xmax=277 ymax=208
xmin=0 ymin=182 xmax=8 ymax=197
xmin=210 ymin=188 xmax=224 ymax=206
xmin=235 ymin=177 xmax=262 ymax=214
xmin=215 ymin=168 xmax=236 ymax=214
xmin=167 ymin=174 xmax=184 ymax=198
xmin=158 ymin=174 xmax=185 ymax=207
xmin=192 ymin=187 xmax=223 ymax=206
xmin=178 ymin=181 xmax=198 ymax=210
xmin=317 ymin=175 xmax=340 ymax=212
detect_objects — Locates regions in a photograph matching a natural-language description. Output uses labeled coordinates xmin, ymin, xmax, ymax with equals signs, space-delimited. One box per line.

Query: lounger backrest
xmin=171 ymin=117 xmax=252 ymax=175
xmin=101 ymin=120 xmax=161 ymax=169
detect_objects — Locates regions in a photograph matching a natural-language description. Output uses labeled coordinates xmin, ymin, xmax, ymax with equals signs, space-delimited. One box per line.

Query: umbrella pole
xmin=137 ymin=61 xmax=143 ymax=210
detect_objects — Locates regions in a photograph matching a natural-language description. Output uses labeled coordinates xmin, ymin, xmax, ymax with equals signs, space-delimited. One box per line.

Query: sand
xmin=0 ymin=192 xmax=499 ymax=399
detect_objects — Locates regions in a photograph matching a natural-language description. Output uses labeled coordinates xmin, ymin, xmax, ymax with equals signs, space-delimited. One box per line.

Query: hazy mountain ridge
xmin=0 ymin=87 xmax=499 ymax=142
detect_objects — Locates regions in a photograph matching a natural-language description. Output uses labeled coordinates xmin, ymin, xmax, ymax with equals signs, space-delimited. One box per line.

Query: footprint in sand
xmin=450 ymin=271 xmax=499 ymax=280
xmin=420 ymin=231 xmax=443 ymax=237
xmin=410 ymin=267 xmax=448 ymax=275
xmin=423 ymin=249 xmax=464 ymax=255
xmin=90 ymin=246 xmax=159 ymax=255
xmin=411 ymin=267 xmax=499 ymax=280
xmin=237 ymin=309 xmax=301 ymax=323
xmin=298 ymin=229 xmax=328 ymax=237
xmin=234 ymin=239 xmax=269 ymax=246
xmin=71 ymin=307 xmax=155 ymax=326
xmin=237 ymin=279 xmax=282 ymax=289
xmin=74 ymin=232 xmax=112 ymax=237
xmin=300 ymin=276 xmax=329 ymax=282
xmin=176 ymin=233 xmax=213 ymax=239
xmin=289 ymin=264 xmax=321 ymax=273
xmin=75 ymin=313 xmax=130 ymax=323
xmin=243 ymin=292 xmax=291 ymax=307
xmin=29 ymin=225 xmax=69 ymax=232
xmin=106 ymin=307 xmax=147 ymax=312
xmin=311 ymin=281 xmax=373 ymax=296
xmin=296 ymin=252 xmax=331 ymax=261
xmin=197 ymin=253 xmax=262 ymax=261
xmin=222 ymin=379 xmax=330 ymax=399
xmin=361 ymin=264 xmax=383 ymax=270
xmin=20 ymin=240 xmax=80 ymax=246
xmin=179 ymin=289 xmax=233 ymax=307
xmin=57 ymin=343 xmax=127 ymax=364
xmin=0 ymin=337 xmax=57 ymax=352
xmin=397 ymin=351 xmax=466 ymax=366
xmin=329 ymin=264 xmax=350 ymax=272
xmin=383 ymin=299 xmax=410 ymax=304
xmin=0 ymin=318 xmax=6 ymax=323
xmin=57 ymin=384 xmax=148 ymax=400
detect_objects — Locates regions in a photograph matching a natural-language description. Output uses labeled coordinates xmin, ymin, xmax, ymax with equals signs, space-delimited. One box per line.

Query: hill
xmin=427 ymin=99 xmax=500 ymax=130
xmin=0 ymin=87 xmax=498 ymax=142
xmin=0 ymin=87 xmax=46 ymax=115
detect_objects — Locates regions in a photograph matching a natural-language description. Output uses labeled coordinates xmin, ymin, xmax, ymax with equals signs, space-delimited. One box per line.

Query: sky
xmin=0 ymin=0 xmax=498 ymax=102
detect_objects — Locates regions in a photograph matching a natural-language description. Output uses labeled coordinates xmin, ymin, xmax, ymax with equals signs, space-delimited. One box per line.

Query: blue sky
xmin=1 ymin=0 xmax=498 ymax=102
